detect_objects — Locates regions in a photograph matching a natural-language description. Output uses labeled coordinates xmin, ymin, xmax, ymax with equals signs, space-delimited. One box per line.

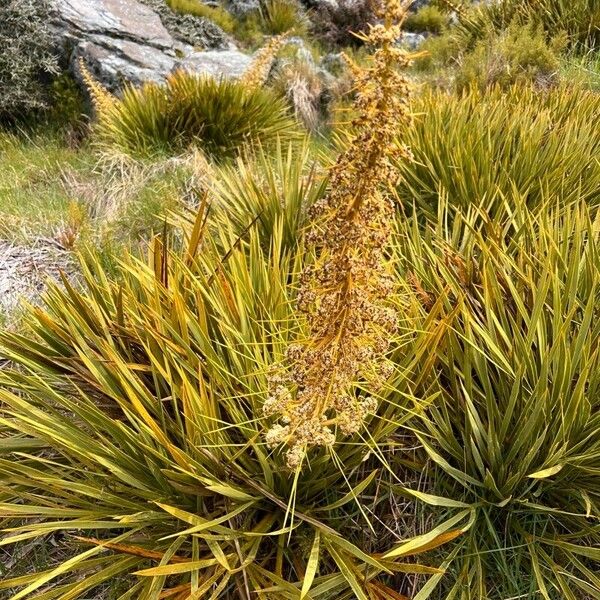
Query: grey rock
xmin=226 ymin=0 xmax=260 ymax=17
xmin=48 ymin=0 xmax=251 ymax=91
xmin=178 ymin=49 xmax=253 ymax=79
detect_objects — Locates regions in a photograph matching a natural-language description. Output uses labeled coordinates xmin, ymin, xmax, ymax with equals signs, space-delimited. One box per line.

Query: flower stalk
xmin=265 ymin=0 xmax=415 ymax=468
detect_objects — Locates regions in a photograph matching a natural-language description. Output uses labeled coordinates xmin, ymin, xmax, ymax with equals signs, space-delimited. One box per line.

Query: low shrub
xmin=405 ymin=5 xmax=449 ymax=34
xmin=455 ymin=22 xmax=565 ymax=91
xmin=49 ymin=73 xmax=88 ymax=129
xmin=166 ymin=0 xmax=237 ymax=34
xmin=397 ymin=84 xmax=600 ymax=218
xmin=0 ymin=0 xmax=59 ymax=122
xmin=88 ymin=70 xmax=297 ymax=159
xmin=396 ymin=197 xmax=600 ymax=597
xmin=411 ymin=31 xmax=463 ymax=72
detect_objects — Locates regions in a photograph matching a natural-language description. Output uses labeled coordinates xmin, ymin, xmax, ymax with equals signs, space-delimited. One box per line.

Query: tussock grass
xmin=459 ymin=0 xmax=600 ymax=49
xmin=0 ymin=147 xmax=443 ymax=596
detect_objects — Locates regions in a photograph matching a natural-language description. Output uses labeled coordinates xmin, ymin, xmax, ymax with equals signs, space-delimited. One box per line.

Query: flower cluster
xmin=241 ymin=34 xmax=288 ymax=89
xmin=264 ymin=0 xmax=415 ymax=468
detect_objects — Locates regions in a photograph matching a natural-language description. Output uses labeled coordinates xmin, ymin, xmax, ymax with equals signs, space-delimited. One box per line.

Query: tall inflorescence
xmin=78 ymin=59 xmax=116 ymax=115
xmin=264 ymin=0 xmax=414 ymax=469
xmin=241 ymin=34 xmax=288 ymax=89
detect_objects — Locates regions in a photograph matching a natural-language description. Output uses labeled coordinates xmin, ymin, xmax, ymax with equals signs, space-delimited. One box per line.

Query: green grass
xmin=0 ymin=129 xmax=94 ymax=241
xmin=560 ymin=47 xmax=600 ymax=89
xmin=0 ymin=127 xmax=199 ymax=272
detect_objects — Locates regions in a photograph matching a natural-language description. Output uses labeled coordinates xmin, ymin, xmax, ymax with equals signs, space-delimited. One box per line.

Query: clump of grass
xmin=560 ymin=46 xmax=600 ymax=89
xmin=260 ymin=0 xmax=308 ymax=36
xmin=270 ymin=44 xmax=329 ymax=131
xmin=457 ymin=0 xmax=600 ymax=50
xmin=83 ymin=68 xmax=297 ymax=160
xmin=0 ymin=142 xmax=447 ymax=598
xmin=396 ymin=84 xmax=600 ymax=218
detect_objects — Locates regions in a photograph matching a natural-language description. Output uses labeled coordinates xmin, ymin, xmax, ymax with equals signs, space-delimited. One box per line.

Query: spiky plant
xmin=457 ymin=0 xmax=600 ymax=50
xmin=395 ymin=195 xmax=600 ymax=598
xmin=260 ymin=0 xmax=308 ymax=36
xmin=0 ymin=139 xmax=449 ymax=598
xmin=86 ymin=69 xmax=296 ymax=160
xmin=396 ymin=84 xmax=600 ymax=219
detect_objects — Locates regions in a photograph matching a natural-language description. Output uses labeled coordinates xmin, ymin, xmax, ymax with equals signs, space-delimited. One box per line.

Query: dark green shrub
xmin=310 ymin=0 xmax=377 ymax=48
xmin=0 ymin=0 xmax=59 ymax=121
xmin=49 ymin=73 xmax=87 ymax=127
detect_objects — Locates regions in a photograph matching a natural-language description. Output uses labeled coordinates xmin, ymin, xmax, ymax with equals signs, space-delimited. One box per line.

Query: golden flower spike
xmin=264 ymin=0 xmax=416 ymax=468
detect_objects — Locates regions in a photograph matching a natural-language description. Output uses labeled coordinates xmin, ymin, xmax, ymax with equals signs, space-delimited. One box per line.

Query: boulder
xmin=396 ymin=31 xmax=426 ymax=50
xmin=178 ymin=50 xmax=252 ymax=79
xmin=48 ymin=0 xmax=250 ymax=92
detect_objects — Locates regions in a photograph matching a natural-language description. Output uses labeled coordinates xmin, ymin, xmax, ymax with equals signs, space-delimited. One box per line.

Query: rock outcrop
xmin=226 ymin=0 xmax=260 ymax=17
xmin=49 ymin=0 xmax=251 ymax=91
